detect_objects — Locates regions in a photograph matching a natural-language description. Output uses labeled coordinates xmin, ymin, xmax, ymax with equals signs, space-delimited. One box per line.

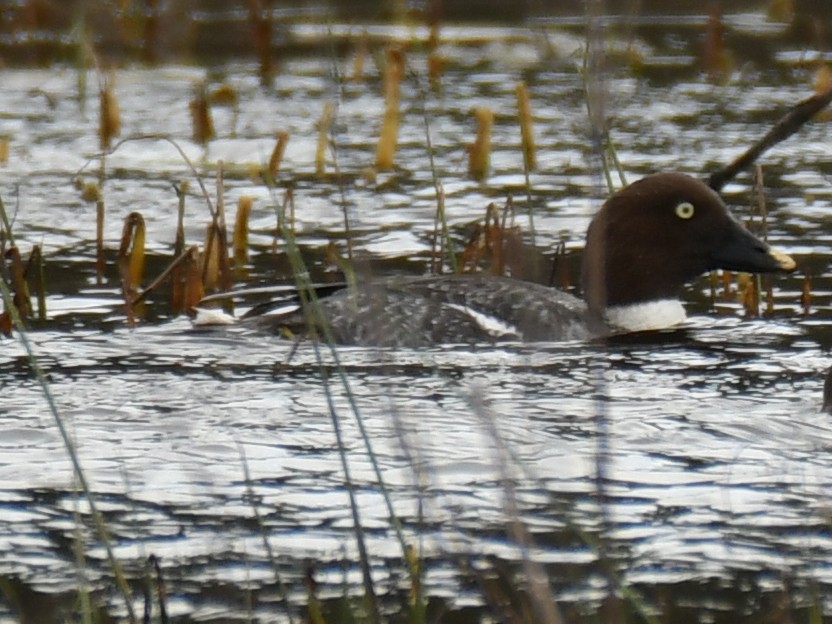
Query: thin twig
xmin=74 ymin=134 xmax=216 ymax=219
xmin=130 ymin=245 xmax=200 ymax=307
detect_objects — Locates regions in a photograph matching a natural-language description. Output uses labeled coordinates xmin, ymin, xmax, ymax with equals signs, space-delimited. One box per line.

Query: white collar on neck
xmin=604 ymin=299 xmax=687 ymax=333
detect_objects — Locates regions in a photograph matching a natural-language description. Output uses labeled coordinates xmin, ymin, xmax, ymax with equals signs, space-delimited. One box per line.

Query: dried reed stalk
xmin=233 ymin=195 xmax=253 ymax=268
xmin=316 ymin=103 xmax=335 ymax=176
xmin=516 ymin=81 xmax=537 ymax=171
xmin=267 ymin=131 xmax=289 ymax=181
xmin=375 ymin=46 xmax=405 ymax=170
xmin=99 ymin=70 xmax=121 ymax=151
xmin=467 ymin=107 xmax=494 ymax=181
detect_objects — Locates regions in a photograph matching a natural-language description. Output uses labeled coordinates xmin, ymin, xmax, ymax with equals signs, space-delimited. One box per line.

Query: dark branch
xmin=708 ymin=84 xmax=832 ymax=192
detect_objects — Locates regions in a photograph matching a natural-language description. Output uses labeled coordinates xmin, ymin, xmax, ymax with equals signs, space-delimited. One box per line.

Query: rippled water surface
xmin=2 ymin=5 xmax=832 ymax=623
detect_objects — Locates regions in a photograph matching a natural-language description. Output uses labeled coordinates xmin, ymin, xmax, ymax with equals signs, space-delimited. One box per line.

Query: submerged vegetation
xmin=2 ymin=0 xmax=832 ymax=622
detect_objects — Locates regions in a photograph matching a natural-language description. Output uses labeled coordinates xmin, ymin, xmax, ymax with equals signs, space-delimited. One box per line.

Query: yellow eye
xmin=675 ymin=201 xmax=695 ymax=220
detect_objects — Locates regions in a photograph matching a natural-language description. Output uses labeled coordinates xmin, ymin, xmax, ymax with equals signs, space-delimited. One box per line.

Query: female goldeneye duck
xmin=245 ymin=172 xmax=796 ymax=347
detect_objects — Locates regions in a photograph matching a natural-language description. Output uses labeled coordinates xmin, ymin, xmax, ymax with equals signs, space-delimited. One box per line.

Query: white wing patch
xmin=192 ymin=307 xmax=238 ymax=326
xmin=258 ymin=303 xmax=301 ymax=318
xmin=446 ymin=303 xmax=521 ymax=338
xmin=605 ymin=300 xmax=687 ymax=332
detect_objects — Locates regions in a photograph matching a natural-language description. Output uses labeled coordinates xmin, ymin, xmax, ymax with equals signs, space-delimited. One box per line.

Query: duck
xmin=243 ymin=172 xmax=796 ymax=347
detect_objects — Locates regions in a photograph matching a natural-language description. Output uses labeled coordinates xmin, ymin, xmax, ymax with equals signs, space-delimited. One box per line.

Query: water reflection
xmin=2 ymin=4 xmax=832 ymax=622
xmin=1 ymin=313 xmax=831 ymax=617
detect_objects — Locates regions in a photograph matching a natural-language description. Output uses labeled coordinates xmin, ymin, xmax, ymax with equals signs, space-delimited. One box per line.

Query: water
xmin=1 ymin=6 xmax=832 ymax=622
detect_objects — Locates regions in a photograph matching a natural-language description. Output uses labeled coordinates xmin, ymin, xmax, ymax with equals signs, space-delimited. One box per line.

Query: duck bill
xmin=711 ymin=221 xmax=796 ymax=274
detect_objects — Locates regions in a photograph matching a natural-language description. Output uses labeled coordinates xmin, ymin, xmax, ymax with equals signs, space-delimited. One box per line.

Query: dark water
xmin=2 ymin=4 xmax=832 ymax=623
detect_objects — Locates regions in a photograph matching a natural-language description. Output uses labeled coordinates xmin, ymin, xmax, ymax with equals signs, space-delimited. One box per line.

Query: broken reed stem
xmin=118 ymin=212 xmax=146 ymax=293
xmin=189 ymin=83 xmax=215 ymax=145
xmin=140 ymin=0 xmax=160 ymax=64
xmin=118 ymin=212 xmax=146 ymax=325
xmin=349 ymin=33 xmax=368 ymax=81
xmin=209 ymin=83 xmax=239 ymax=104
xmin=547 ymin=238 xmax=570 ymax=290
xmin=216 ymin=164 xmax=232 ymax=291
xmin=174 ymin=181 xmax=188 ymax=257
xmin=272 ymin=188 xmax=289 ymax=252
xmin=202 ymin=222 xmax=222 ymax=292
xmin=267 ymin=131 xmax=289 ymax=182
xmin=29 ymin=244 xmax=46 ymax=321
xmin=98 ymin=69 xmax=121 ymax=151
xmin=467 ymin=107 xmax=494 ymax=181
xmin=215 ymin=162 xmax=227 ymax=232
xmin=721 ymin=270 xmax=734 ymax=299
xmin=132 ymin=244 xmax=202 ymax=308
xmin=247 ymin=0 xmax=274 ymax=86
xmin=72 ymin=7 xmax=89 ymax=114
xmin=430 ymin=184 xmax=442 ymax=274
xmin=427 ymin=53 xmax=444 ymax=91
xmin=148 ymin=555 xmax=169 ymax=624
xmin=753 ymin=164 xmax=769 ymax=241
xmin=96 ymin=188 xmax=105 ymax=282
xmin=0 ymin=191 xmax=15 ymax=249
xmin=0 ymin=197 xmax=12 ymax=334
xmin=202 ymin=163 xmax=231 ymax=292
xmin=233 ymin=195 xmax=253 ymax=269
xmin=375 ymin=46 xmax=405 ymax=170
xmin=516 ymin=81 xmax=537 ymax=243
xmin=305 ymin=567 xmax=325 ymax=624
xmin=182 ymin=247 xmax=205 ymax=312
xmin=489 ymin=202 xmax=504 ymax=276
xmin=516 ymin=82 xmax=537 ymax=171
xmin=606 ymin=134 xmax=627 ymax=187
xmin=315 ymin=103 xmax=335 ymax=176
xmin=703 ymin=4 xmax=732 ymax=85
xmin=427 ymin=13 xmax=440 ymax=50
xmin=802 ymin=272 xmax=812 ymax=315
xmin=170 ymin=180 xmax=189 ymax=313
xmin=433 ymin=184 xmax=456 ymax=274
xmin=6 ymin=247 xmax=32 ymax=320
xmin=752 ymin=163 xmax=773 ymax=315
